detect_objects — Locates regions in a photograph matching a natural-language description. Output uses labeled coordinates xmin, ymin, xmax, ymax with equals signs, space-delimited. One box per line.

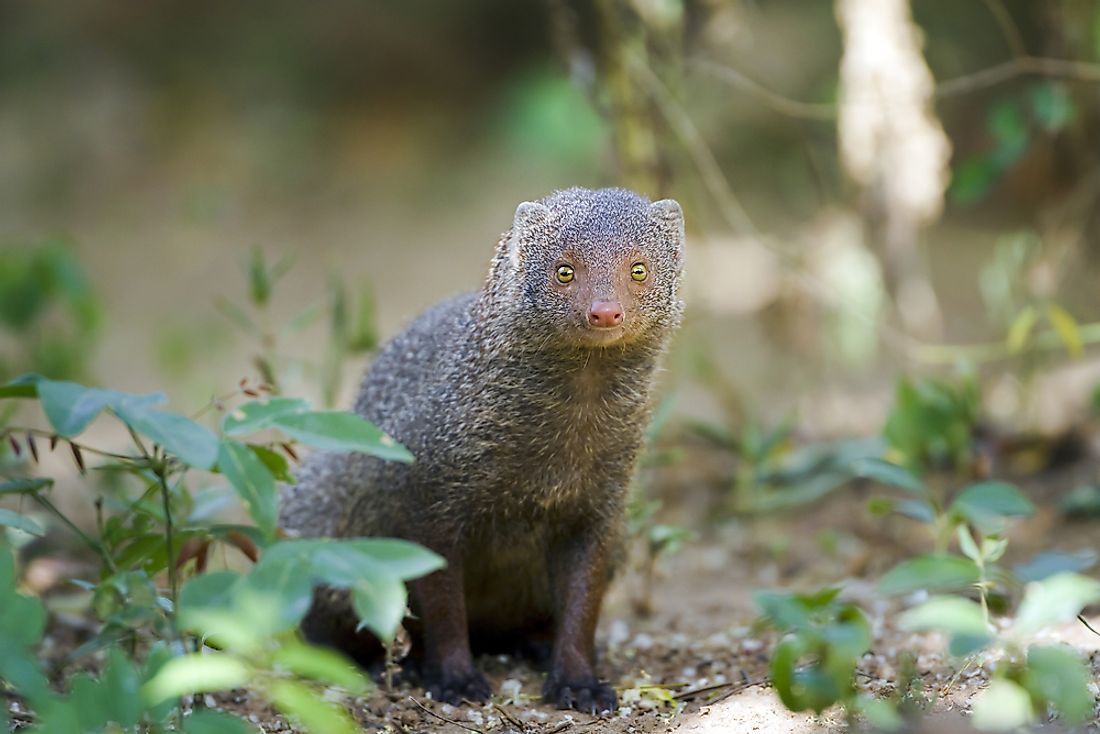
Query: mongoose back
xmin=280 ymin=187 xmax=685 ymax=714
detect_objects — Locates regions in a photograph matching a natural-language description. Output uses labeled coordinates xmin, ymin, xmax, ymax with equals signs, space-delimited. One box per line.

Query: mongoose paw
xmin=543 ymin=676 xmax=617 ymax=715
xmin=424 ymin=669 xmax=491 ymax=705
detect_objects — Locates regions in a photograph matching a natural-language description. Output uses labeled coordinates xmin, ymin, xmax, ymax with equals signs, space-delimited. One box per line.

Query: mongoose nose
xmin=588 ymin=301 xmax=624 ymax=329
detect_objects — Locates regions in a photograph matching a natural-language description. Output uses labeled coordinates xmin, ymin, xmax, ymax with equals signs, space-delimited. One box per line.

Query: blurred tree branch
xmin=691 ymin=55 xmax=1100 ymax=121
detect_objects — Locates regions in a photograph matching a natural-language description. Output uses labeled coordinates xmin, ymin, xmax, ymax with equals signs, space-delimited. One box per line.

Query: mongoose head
xmin=488 ymin=187 xmax=685 ymax=350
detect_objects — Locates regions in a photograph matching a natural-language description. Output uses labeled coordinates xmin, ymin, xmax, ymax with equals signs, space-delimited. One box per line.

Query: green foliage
xmin=0 ymin=242 xmax=102 ymax=383
xmin=698 ymin=415 xmax=881 ymax=513
xmin=950 ymin=83 xmax=1077 ymax=206
xmin=755 ymin=588 xmax=898 ymax=729
xmin=882 ymin=375 xmax=981 ymax=474
xmin=216 ymin=249 xmax=378 ymax=407
xmin=0 ymin=371 xmax=432 ymax=732
xmin=862 ymin=450 xmax=1099 ymax=729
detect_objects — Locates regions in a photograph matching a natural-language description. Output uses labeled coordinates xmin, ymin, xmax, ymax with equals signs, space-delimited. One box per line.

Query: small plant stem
xmin=976 ymin=560 xmax=991 ymax=629
xmin=32 ymin=493 xmax=118 ymax=573
xmin=3 ymin=427 xmax=138 ymax=462
xmin=125 ymin=424 xmax=151 ymax=460
xmin=157 ymin=467 xmax=179 ymax=607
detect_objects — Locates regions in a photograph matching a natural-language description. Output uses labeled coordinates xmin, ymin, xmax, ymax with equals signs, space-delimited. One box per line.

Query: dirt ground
xmin=163 ymin=443 xmax=1100 ymax=734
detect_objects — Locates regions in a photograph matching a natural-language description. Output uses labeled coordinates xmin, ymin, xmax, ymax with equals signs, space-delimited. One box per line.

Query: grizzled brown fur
xmin=280 ymin=187 xmax=685 ymax=713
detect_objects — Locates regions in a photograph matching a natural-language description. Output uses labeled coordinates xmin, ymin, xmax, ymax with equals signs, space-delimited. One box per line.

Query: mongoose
xmin=280 ymin=187 xmax=685 ymax=714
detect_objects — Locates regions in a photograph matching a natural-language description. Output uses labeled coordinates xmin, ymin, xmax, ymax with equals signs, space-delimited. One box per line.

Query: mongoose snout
xmin=588 ymin=300 xmax=624 ymax=328
xmin=282 ymin=187 xmax=685 ymax=715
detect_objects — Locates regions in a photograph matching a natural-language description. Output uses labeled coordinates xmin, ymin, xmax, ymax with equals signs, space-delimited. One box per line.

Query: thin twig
xmin=546 ymin=721 xmax=575 ymax=734
xmin=908 ymin=321 xmax=1100 ymax=365
xmin=690 ymin=59 xmax=835 ymax=121
xmin=31 ymin=493 xmax=118 ymax=573
xmin=937 ymin=56 xmax=1100 ymax=97
xmin=157 ymin=470 xmax=179 ymax=602
xmin=630 ymin=54 xmax=757 ymax=237
xmin=1077 ymin=615 xmax=1100 ymax=638
xmin=674 ymin=674 xmax=770 ymax=702
xmin=694 ymin=54 xmax=1100 ymax=120
xmin=981 ymin=0 xmax=1026 ymax=59
xmin=3 ymin=427 xmax=137 ymax=461
xmin=407 ymin=696 xmax=485 ymax=734
xmin=489 ymin=702 xmax=527 ymax=731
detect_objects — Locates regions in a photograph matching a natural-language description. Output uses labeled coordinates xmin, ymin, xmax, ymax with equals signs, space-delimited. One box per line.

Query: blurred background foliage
xmin=3 ymin=0 xmax=1100 ymax=435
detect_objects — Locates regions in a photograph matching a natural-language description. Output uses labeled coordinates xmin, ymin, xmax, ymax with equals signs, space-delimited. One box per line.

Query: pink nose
xmin=588 ymin=301 xmax=624 ymax=329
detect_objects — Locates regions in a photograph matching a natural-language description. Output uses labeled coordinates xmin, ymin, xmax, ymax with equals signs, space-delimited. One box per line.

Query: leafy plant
xmin=881 ymin=375 xmax=981 ymax=475
xmin=859 ymin=458 xmax=1100 ymax=730
xmin=0 ymin=374 xmax=438 ymax=732
xmin=950 ymin=82 xmax=1076 ymax=206
xmin=215 ymin=248 xmax=378 ymax=406
xmin=755 ymin=588 xmax=900 ymax=730
xmin=898 ymin=572 xmax=1100 ymax=731
xmin=0 ymin=241 xmax=101 ymax=384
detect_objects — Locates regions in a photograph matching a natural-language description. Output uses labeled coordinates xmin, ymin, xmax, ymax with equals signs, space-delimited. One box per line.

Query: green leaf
xmin=0 ymin=373 xmax=43 ymax=399
xmin=272 ymin=411 xmax=413 ymax=462
xmin=70 ymin=671 xmax=107 ymax=731
xmin=351 ymin=572 xmax=407 ymax=642
xmin=950 ymin=481 xmax=1035 ymax=530
xmin=268 ymin=679 xmax=359 ymax=734
xmin=248 ymin=247 xmax=272 ymax=307
xmin=37 ymin=379 xmax=165 ymax=437
xmin=856 ymin=695 xmax=903 ymax=731
xmin=273 ymin=641 xmax=368 ymax=693
xmin=1046 ymin=303 xmax=1084 ymax=359
xmin=956 ymin=525 xmax=981 ymax=563
xmin=183 ymin=710 xmax=257 ymax=734
xmin=222 ymin=398 xmax=310 ymax=436
xmin=852 ymin=458 xmax=926 ymax=494
xmin=217 ymin=441 xmax=278 ymax=538
xmin=896 ymin=499 xmax=936 ymax=524
xmin=770 ymin=636 xmax=807 ymax=712
xmin=245 ymin=557 xmax=315 ymax=630
xmin=755 ymin=591 xmax=812 ymax=631
xmin=1030 ymin=82 xmax=1075 ymax=133
xmin=179 ymin=571 xmax=242 ymax=614
xmin=0 ymin=509 xmax=45 ymax=537
xmin=0 ymin=478 xmax=52 ymax=495
xmin=1014 ymin=549 xmax=1097 ymax=583
xmin=1006 ymin=305 xmax=1038 ymax=353
xmin=970 ymin=679 xmax=1034 ymax=731
xmin=949 ymin=156 xmax=999 ymax=206
xmin=143 ymin=654 xmax=252 ymax=705
xmin=341 ymin=538 xmax=446 ymax=580
xmin=1025 ymin=645 xmax=1094 ymax=723
xmin=0 ymin=553 xmax=47 ymax=648
xmin=249 ymin=445 xmax=293 ymax=482
xmin=115 ymin=402 xmax=219 ymax=470
xmin=878 ymin=555 xmax=980 ymax=596
xmin=1014 ymin=572 xmax=1100 ymax=636
xmin=101 ymin=648 xmax=143 ymax=727
xmin=898 ymin=596 xmax=992 ymax=655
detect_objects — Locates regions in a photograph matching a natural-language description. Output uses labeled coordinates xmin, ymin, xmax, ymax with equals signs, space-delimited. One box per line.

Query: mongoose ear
xmin=649 ymin=199 xmax=683 ymax=228
xmin=507 ymin=201 xmax=551 ymax=269
xmin=513 ymin=201 xmax=550 ymax=231
xmin=649 ymin=199 xmax=685 ymax=248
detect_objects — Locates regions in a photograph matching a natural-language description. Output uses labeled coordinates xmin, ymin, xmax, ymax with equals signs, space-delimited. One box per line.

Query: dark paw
xmin=424 ymin=668 xmax=491 ymax=705
xmin=543 ymin=676 xmax=617 ymax=715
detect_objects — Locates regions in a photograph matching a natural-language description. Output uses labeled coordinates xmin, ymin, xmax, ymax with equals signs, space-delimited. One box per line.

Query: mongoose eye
xmin=630 ymin=262 xmax=648 ymax=282
xmin=555 ymin=265 xmax=575 ymax=284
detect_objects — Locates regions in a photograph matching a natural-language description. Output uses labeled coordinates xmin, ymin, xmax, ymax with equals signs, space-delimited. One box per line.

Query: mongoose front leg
xmin=409 ymin=550 xmax=491 ymax=704
xmin=543 ymin=528 xmax=617 ymax=714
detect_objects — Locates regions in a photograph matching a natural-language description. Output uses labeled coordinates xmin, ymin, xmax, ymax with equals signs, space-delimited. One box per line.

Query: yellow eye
xmin=630 ymin=262 xmax=648 ymax=282
xmin=556 ymin=265 xmax=575 ymax=284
